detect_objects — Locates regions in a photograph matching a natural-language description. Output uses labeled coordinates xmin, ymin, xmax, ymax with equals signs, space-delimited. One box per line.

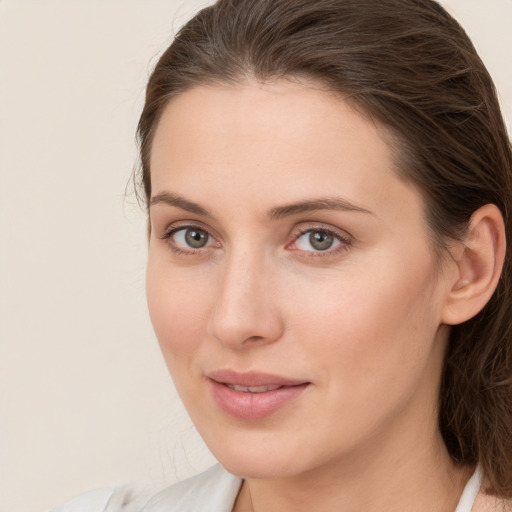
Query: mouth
xmin=225 ymin=384 xmax=283 ymax=393
xmin=208 ymin=369 xmax=309 ymax=387
xmin=207 ymin=369 xmax=310 ymax=420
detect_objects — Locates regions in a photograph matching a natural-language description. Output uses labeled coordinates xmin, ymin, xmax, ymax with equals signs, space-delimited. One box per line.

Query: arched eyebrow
xmin=150 ymin=192 xmax=373 ymax=219
xmin=150 ymin=191 xmax=213 ymax=217
xmin=268 ymin=197 xmax=373 ymax=220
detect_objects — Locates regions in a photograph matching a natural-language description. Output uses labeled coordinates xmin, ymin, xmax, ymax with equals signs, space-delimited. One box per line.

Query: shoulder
xmin=144 ymin=464 xmax=242 ymax=512
xmin=470 ymin=469 xmax=512 ymax=512
xmin=50 ymin=465 xmax=242 ymax=512
xmin=473 ymin=492 xmax=512 ymax=512
xmin=50 ymin=485 xmax=139 ymax=512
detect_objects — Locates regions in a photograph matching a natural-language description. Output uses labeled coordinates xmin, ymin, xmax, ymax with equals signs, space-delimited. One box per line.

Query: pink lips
xmin=207 ymin=369 xmax=310 ymax=420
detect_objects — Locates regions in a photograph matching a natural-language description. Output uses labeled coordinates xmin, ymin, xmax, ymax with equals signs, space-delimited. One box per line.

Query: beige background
xmin=0 ymin=1 xmax=511 ymax=511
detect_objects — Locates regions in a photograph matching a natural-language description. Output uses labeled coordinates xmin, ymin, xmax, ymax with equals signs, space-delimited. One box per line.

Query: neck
xmin=234 ymin=411 xmax=473 ymax=512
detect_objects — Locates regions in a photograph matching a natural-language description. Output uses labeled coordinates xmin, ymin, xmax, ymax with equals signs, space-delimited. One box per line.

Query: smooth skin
xmin=146 ymin=79 xmax=505 ymax=512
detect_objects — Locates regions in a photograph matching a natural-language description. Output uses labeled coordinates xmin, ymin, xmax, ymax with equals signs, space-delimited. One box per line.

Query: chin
xmin=203 ymin=432 xmax=312 ymax=480
xmin=219 ymin=455 xmax=304 ymax=480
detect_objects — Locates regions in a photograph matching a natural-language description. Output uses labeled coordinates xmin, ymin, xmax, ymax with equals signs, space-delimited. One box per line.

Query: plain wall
xmin=0 ymin=1 xmax=511 ymax=511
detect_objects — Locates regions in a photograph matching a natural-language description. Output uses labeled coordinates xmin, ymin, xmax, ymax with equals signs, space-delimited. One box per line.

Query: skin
xmin=146 ymin=79 xmax=476 ymax=512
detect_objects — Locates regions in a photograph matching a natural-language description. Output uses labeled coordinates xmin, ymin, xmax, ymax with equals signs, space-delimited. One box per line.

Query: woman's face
xmin=146 ymin=80 xmax=454 ymax=479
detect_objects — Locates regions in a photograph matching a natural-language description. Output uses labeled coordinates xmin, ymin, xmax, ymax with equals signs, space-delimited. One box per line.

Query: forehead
xmin=149 ymin=80 xmax=424 ymax=226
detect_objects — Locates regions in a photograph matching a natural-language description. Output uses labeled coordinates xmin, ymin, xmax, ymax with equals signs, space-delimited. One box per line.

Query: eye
xmin=176 ymin=227 xmax=210 ymax=248
xmin=162 ymin=226 xmax=219 ymax=252
xmin=296 ymin=230 xmax=340 ymax=251
xmin=289 ymin=227 xmax=351 ymax=255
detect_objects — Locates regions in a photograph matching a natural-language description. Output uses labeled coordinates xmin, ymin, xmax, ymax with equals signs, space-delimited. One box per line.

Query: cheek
xmin=286 ymin=253 xmax=442 ymax=387
xmin=146 ymin=257 xmax=212 ymax=368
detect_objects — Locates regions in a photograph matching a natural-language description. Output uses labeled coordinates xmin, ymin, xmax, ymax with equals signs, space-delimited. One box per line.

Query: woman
xmin=54 ymin=0 xmax=512 ymax=510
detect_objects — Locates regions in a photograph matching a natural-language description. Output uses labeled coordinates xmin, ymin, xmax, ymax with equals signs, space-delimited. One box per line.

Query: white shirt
xmin=51 ymin=464 xmax=482 ymax=512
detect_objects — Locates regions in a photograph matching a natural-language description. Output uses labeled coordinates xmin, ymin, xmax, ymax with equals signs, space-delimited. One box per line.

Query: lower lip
xmin=208 ymin=379 xmax=309 ymax=420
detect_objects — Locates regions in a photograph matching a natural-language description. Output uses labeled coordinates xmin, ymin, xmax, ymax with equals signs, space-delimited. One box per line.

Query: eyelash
xmin=160 ymin=224 xmax=218 ymax=256
xmin=159 ymin=223 xmax=352 ymax=258
xmin=287 ymin=226 xmax=352 ymax=257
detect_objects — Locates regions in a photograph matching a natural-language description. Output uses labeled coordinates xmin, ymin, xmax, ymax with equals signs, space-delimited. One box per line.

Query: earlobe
xmin=441 ymin=204 xmax=506 ymax=326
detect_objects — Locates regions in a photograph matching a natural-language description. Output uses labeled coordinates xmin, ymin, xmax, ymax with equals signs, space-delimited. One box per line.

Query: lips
xmin=226 ymin=384 xmax=281 ymax=393
xmin=207 ymin=370 xmax=310 ymax=420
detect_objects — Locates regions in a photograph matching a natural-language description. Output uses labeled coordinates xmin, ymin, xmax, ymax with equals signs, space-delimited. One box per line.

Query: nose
xmin=207 ymin=251 xmax=284 ymax=349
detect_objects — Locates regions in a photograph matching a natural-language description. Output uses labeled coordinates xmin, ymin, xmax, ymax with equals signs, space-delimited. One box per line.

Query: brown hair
xmin=137 ymin=0 xmax=512 ymax=496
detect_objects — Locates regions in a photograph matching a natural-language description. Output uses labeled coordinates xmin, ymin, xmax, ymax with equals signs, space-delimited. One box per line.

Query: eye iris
xmin=309 ymin=231 xmax=334 ymax=251
xmin=184 ymin=228 xmax=209 ymax=248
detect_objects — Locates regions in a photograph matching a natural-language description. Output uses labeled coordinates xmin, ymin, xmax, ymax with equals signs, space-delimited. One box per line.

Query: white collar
xmin=454 ymin=466 xmax=482 ymax=512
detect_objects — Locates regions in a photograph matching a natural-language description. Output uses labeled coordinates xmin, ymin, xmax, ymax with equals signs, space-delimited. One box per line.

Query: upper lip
xmin=207 ymin=369 xmax=309 ymax=387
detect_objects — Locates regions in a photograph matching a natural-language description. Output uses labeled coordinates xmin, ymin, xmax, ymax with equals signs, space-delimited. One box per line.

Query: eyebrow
xmin=150 ymin=191 xmax=212 ymax=217
xmin=268 ymin=197 xmax=373 ymax=220
xmin=149 ymin=191 xmax=373 ymax=219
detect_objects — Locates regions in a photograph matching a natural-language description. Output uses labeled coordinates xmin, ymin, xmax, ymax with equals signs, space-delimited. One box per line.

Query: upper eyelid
xmin=164 ymin=225 xmax=218 ymax=243
xmin=290 ymin=222 xmax=353 ymax=241
xmin=295 ymin=226 xmax=347 ymax=237
xmin=160 ymin=220 xmax=218 ymax=239
xmin=163 ymin=225 xmax=208 ymax=238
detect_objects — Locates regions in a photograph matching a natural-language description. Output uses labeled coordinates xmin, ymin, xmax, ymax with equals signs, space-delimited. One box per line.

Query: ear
xmin=441 ymin=204 xmax=506 ymax=326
